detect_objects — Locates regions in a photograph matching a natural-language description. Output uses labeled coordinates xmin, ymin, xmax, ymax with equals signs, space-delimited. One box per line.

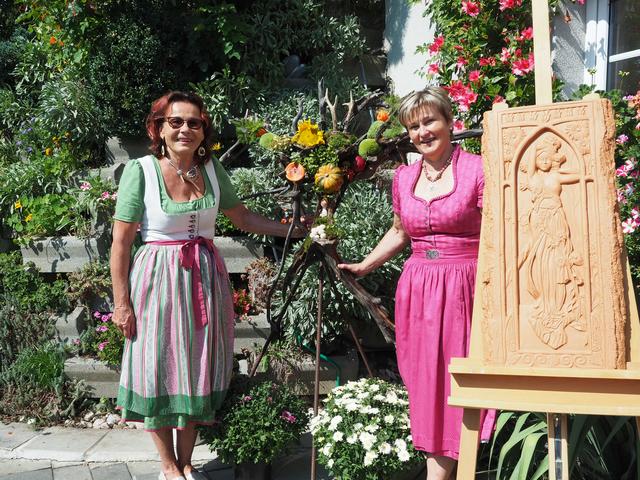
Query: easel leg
xmin=456 ymin=408 xmax=481 ymax=480
xmin=310 ymin=269 xmax=324 ymax=480
xmin=547 ymin=413 xmax=569 ymax=480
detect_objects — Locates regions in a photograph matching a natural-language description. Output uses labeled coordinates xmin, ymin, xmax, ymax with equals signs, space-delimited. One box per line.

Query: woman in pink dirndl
xmin=110 ymin=91 xmax=304 ymax=480
xmin=339 ymin=87 xmax=495 ymax=479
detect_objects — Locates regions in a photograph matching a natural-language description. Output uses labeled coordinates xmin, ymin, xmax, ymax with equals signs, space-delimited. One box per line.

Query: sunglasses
xmin=164 ymin=116 xmax=204 ymax=130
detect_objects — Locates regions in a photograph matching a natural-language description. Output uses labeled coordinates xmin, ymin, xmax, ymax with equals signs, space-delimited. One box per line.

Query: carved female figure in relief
xmin=519 ymin=136 xmax=586 ymax=349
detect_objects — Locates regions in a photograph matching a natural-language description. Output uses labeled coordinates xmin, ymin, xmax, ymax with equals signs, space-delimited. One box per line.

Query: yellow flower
xmin=212 ymin=142 xmax=222 ymax=151
xmin=14 ymin=200 xmax=22 ymax=209
xmin=44 ymin=147 xmax=53 ymax=156
xmin=25 ymin=213 xmax=33 ymax=222
xmin=292 ymin=119 xmax=324 ymax=148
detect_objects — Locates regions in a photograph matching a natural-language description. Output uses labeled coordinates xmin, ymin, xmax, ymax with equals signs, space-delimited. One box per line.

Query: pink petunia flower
xmin=80 ymin=182 xmax=92 ymax=191
xmin=617 ymin=134 xmax=629 ymax=145
xmin=96 ymin=325 xmax=108 ymax=333
xmin=100 ymin=191 xmax=111 ymax=200
xmin=98 ymin=341 xmax=109 ymax=351
xmin=632 ymin=208 xmax=640 ymax=220
xmin=101 ymin=314 xmax=110 ymax=322
xmin=242 ymin=395 xmax=252 ymax=402
xmin=617 ymin=188 xmax=628 ymax=204
xmin=622 ymin=219 xmax=638 ymax=234
xmin=94 ymin=311 xmax=102 ymax=318
xmin=461 ymin=0 xmax=480 ymax=16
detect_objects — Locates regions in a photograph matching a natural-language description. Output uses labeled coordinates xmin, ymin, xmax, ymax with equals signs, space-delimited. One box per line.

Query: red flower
xmin=493 ymin=95 xmax=505 ymax=104
xmin=468 ymin=70 xmax=481 ymax=83
xmin=511 ymin=53 xmax=535 ymax=76
xmin=428 ymin=36 xmax=445 ymax=55
xmin=461 ymin=0 xmax=480 ymax=16
xmin=354 ymin=155 xmax=366 ymax=173
xmin=49 ymin=36 xmax=57 ymax=45
xmin=479 ymin=56 xmax=496 ymax=67
xmin=499 ymin=0 xmax=522 ymax=11
xmin=428 ymin=63 xmax=440 ymax=75
xmin=453 ymin=120 xmax=465 ymax=132
xmin=457 ymin=56 xmax=468 ymax=68
xmin=517 ymin=27 xmax=533 ymax=41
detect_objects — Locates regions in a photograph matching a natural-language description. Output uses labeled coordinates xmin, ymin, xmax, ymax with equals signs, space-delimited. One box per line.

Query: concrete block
xmin=20 ymin=236 xmax=110 ymax=273
xmin=0 ymin=423 xmax=39 ymax=453
xmin=63 ymin=357 xmax=120 ymax=399
xmin=215 ymin=237 xmax=264 ymax=274
xmin=126 ymin=461 xmax=161 ymax=479
xmin=1 ymin=468 xmax=53 ymax=480
xmin=85 ymin=430 xmax=158 ymax=463
xmin=55 ymin=307 xmax=87 ymax=342
xmin=89 ymin=164 xmax=126 ymax=185
xmin=105 ymin=137 xmax=149 ymax=165
xmin=14 ymin=427 xmax=107 ymax=462
xmin=233 ymin=313 xmax=270 ymax=354
xmin=52 ymin=464 xmax=92 ymax=480
xmin=0 ymin=459 xmax=50 ymax=476
xmin=90 ymin=462 xmax=131 ymax=480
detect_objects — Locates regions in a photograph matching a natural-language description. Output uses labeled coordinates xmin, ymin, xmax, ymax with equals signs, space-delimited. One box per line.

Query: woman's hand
xmin=337 ymin=262 xmax=371 ymax=277
xmin=113 ymin=304 xmax=136 ymax=339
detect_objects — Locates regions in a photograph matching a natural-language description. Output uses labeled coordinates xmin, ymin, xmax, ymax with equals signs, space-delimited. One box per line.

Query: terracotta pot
xmin=234 ymin=461 xmax=271 ymax=480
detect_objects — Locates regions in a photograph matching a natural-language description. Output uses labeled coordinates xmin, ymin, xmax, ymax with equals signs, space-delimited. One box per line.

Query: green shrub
xmin=67 ymin=261 xmax=112 ymax=308
xmin=1 ymin=342 xmax=64 ymax=391
xmin=0 ymin=252 xmax=68 ymax=313
xmin=202 ymin=380 xmax=310 ymax=464
xmin=84 ymin=16 xmax=173 ymax=137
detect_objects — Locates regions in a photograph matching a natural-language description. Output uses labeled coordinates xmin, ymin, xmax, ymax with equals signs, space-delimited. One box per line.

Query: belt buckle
xmin=426 ymin=249 xmax=439 ymax=259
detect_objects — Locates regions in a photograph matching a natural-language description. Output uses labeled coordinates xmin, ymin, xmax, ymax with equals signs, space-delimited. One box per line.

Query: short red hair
xmin=146 ymin=91 xmax=214 ymax=164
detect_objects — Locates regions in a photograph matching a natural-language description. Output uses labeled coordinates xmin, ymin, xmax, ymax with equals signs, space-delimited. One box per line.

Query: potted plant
xmin=202 ymin=379 xmax=310 ymax=480
xmin=310 ymin=377 xmax=423 ymax=480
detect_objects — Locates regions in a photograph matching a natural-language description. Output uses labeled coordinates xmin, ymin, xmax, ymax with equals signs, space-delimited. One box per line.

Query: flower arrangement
xmin=203 ymin=380 xmax=310 ymax=465
xmin=233 ymin=288 xmax=254 ymax=320
xmin=310 ymin=377 xmax=422 ymax=479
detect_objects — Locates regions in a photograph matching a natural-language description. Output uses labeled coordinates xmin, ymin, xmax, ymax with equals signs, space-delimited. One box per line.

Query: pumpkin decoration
xmin=314 ymin=165 xmax=344 ymax=193
xmin=285 ymin=162 xmax=306 ymax=182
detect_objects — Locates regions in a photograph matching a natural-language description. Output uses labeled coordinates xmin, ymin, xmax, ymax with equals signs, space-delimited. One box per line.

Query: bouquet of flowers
xmin=310 ymin=377 xmax=422 ymax=479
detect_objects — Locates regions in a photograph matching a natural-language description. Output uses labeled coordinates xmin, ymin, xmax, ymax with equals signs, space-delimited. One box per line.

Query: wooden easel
xmin=451 ymin=2 xmax=640 ymax=479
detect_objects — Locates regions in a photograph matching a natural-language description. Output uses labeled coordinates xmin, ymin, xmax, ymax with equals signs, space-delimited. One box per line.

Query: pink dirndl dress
xmin=393 ymin=145 xmax=495 ymax=459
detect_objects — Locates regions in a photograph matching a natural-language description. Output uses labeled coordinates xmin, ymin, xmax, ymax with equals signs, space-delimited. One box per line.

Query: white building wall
xmin=384 ymin=0 xmax=434 ymax=96
xmin=552 ymin=1 xmax=589 ymax=98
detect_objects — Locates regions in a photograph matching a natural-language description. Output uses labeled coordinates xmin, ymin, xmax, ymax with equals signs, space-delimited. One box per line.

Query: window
xmin=584 ymin=0 xmax=639 ymax=94
xmin=606 ymin=0 xmax=640 ymax=92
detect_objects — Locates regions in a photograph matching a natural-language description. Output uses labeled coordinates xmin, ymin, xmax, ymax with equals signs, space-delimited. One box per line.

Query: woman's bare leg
xmin=176 ymin=423 xmax=198 ymax=476
xmin=149 ymin=429 xmax=183 ymax=479
xmin=426 ymin=454 xmax=457 ymax=480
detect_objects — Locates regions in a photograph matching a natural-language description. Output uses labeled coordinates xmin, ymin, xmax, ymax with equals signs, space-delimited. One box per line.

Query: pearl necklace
xmin=422 ymin=147 xmax=454 ymax=183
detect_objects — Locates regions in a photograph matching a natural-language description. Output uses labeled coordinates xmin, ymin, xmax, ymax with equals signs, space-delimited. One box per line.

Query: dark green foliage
xmin=84 ymin=16 xmax=174 ymax=138
xmin=0 ymin=252 xmax=68 ymax=313
xmin=66 ymin=261 xmax=112 ymax=308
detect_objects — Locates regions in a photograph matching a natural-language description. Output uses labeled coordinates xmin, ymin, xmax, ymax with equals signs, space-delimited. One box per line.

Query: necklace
xmin=422 ymin=147 xmax=454 ymax=183
xmin=166 ymin=158 xmax=200 ymax=181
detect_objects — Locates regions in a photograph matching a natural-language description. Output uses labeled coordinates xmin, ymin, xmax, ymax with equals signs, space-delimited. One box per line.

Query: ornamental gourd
xmin=314 ymin=165 xmax=344 ymax=193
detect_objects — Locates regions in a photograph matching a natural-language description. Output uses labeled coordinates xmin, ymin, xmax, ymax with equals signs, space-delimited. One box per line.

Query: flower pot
xmin=234 ymin=461 xmax=271 ymax=480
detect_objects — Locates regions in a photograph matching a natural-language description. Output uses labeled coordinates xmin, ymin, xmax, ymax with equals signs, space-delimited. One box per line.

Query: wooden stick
xmin=532 ymin=0 xmax=553 ymax=104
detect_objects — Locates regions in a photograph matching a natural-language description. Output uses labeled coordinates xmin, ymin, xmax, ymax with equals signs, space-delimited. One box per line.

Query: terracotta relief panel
xmin=479 ymin=99 xmax=626 ymax=369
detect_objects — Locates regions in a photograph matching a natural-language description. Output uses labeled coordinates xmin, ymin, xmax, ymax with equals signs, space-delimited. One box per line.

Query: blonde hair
xmin=397 ymin=87 xmax=453 ymax=127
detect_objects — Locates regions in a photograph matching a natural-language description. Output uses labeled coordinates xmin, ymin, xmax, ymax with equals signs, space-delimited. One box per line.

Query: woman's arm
xmin=337 ymin=214 xmax=410 ymax=277
xmin=222 ymin=203 xmax=306 ymax=238
xmin=110 ymin=220 xmax=140 ymax=338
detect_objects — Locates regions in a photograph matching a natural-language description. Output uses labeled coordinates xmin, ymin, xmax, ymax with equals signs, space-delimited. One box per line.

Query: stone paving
xmin=0 ymin=422 xmax=336 ymax=480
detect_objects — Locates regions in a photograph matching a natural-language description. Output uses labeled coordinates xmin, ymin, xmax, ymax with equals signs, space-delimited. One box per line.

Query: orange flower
xmin=49 ymin=36 xmax=57 ymax=45
xmin=376 ymin=109 xmax=390 ymax=122
xmin=57 ymin=39 xmax=64 ymax=46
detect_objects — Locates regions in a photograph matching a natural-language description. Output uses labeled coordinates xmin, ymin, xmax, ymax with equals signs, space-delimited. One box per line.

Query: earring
xmin=197 ymin=145 xmax=206 ymax=157
xmin=160 ymin=140 xmax=166 ymax=157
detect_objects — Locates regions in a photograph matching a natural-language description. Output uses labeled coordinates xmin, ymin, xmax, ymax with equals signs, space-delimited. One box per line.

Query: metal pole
xmin=310 ymin=267 xmax=324 ymax=480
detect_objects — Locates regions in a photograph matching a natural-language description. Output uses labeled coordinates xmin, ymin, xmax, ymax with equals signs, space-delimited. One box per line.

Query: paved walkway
xmin=0 ymin=423 xmax=333 ymax=480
